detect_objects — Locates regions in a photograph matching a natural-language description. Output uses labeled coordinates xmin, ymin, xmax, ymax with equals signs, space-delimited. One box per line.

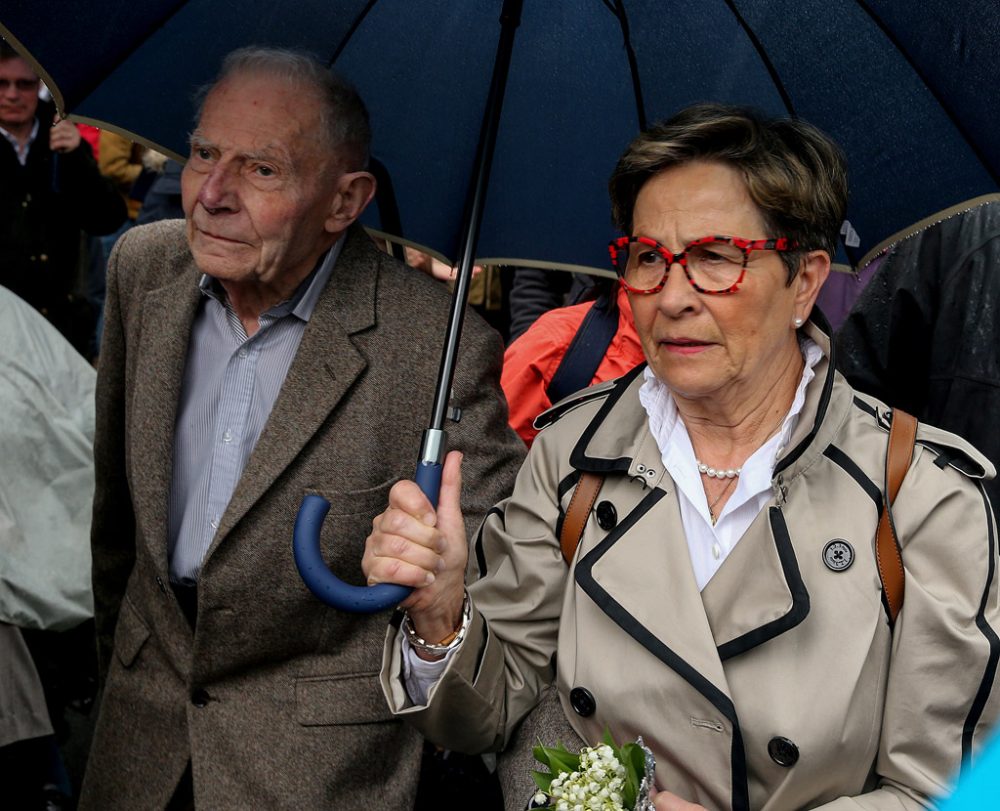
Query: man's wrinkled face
xmin=0 ymin=57 xmax=40 ymax=134
xmin=181 ymin=72 xmax=343 ymax=290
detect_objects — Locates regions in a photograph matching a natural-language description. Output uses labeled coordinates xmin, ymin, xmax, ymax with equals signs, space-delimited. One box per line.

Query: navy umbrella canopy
xmin=3 ymin=0 xmax=998 ymax=272
xmin=5 ymin=0 xmax=996 ymax=610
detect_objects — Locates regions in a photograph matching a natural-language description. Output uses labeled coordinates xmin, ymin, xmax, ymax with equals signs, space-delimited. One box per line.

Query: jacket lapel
xmin=571 ymin=376 xmax=734 ymax=700
xmin=701 ymin=506 xmax=810 ymax=660
xmin=209 ymin=227 xmax=376 ymax=548
xmin=130 ymin=269 xmax=202 ymax=573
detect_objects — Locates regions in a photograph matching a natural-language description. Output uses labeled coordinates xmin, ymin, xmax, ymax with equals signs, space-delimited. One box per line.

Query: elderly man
xmin=0 ymin=42 xmax=125 ymax=355
xmin=80 ymin=47 xmax=523 ymax=809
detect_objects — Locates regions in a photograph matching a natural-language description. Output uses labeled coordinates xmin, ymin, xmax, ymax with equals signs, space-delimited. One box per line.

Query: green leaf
xmin=617 ymin=742 xmax=647 ymax=809
xmin=533 ymin=741 xmax=581 ymax=776
xmin=531 ymin=770 xmax=554 ymax=793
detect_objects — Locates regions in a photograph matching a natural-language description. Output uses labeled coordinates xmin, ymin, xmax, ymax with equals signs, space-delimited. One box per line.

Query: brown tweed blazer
xmin=79 ymin=220 xmax=525 ymax=809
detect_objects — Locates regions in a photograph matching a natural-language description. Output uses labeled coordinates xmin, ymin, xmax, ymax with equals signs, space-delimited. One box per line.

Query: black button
xmin=767 ymin=736 xmax=799 ymax=767
xmin=191 ymin=687 xmax=210 ymax=709
xmin=823 ymin=539 xmax=854 ymax=572
xmin=569 ymin=687 xmax=596 ymax=717
xmin=595 ymin=501 xmax=617 ymax=530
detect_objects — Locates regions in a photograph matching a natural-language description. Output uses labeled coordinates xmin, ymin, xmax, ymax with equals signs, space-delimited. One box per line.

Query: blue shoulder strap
xmin=545 ymin=292 xmax=619 ymax=404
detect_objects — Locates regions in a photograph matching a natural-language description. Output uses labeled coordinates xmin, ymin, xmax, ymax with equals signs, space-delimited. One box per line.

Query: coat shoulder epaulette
xmin=851 ymin=392 xmax=994 ymax=482
xmin=533 ymin=378 xmax=618 ymax=433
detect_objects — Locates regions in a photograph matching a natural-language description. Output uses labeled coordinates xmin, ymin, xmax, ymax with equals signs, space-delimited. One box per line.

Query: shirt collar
xmin=197 ymin=236 xmax=344 ymax=322
xmin=639 ymin=334 xmax=823 ymax=483
xmin=0 ymin=118 xmax=39 ymax=166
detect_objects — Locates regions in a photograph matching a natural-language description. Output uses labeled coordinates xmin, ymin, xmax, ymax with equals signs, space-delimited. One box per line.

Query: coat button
xmin=823 ymin=539 xmax=854 ymax=571
xmin=595 ymin=501 xmax=617 ymax=530
xmin=767 ymin=736 xmax=799 ymax=767
xmin=191 ymin=687 xmax=210 ymax=708
xmin=569 ymin=687 xmax=596 ymax=717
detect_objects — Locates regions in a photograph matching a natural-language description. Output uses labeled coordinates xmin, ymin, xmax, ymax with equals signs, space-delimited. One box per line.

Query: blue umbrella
xmin=5 ymin=0 xmax=997 ymax=611
xmin=3 ymin=0 xmax=998 ymax=271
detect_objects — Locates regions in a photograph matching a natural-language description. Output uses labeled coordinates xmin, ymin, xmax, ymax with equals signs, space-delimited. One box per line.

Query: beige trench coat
xmin=382 ymin=321 xmax=1000 ymax=810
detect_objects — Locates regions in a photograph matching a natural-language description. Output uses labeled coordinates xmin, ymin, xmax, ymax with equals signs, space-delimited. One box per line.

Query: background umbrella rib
xmin=611 ymin=0 xmax=648 ymax=130
xmin=327 ymin=0 xmax=381 ymax=66
xmin=854 ymin=0 xmax=1000 ymax=187
xmin=724 ymin=0 xmax=796 ymax=117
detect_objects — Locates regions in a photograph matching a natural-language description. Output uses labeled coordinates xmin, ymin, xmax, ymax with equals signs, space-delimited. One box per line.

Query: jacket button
xmin=595 ymin=501 xmax=617 ymax=530
xmin=822 ymin=539 xmax=854 ymax=571
xmin=191 ymin=687 xmax=210 ymax=709
xmin=569 ymin=687 xmax=596 ymax=717
xmin=767 ymin=736 xmax=799 ymax=767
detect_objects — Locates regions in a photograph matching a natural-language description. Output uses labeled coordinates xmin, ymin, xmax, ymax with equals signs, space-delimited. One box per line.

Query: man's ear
xmin=325 ymin=171 xmax=376 ymax=233
xmin=794 ymin=249 xmax=831 ymax=316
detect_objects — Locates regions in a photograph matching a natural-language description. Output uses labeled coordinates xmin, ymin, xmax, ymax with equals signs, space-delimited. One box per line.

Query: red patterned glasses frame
xmin=608 ymin=234 xmax=798 ymax=295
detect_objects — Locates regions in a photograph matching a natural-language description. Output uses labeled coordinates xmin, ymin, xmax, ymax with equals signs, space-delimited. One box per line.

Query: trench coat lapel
xmin=700 ymin=505 xmax=810 ymax=660
xmin=573 ymin=377 xmax=733 ymax=701
xmin=582 ymin=480 xmax=735 ymax=699
xmin=209 ymin=226 xmax=376 ymax=549
xmin=130 ymin=269 xmax=202 ymax=573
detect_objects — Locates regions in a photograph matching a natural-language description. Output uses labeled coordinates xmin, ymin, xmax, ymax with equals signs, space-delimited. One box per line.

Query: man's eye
xmin=255 ymin=165 xmax=275 ymax=177
xmin=194 ymin=147 xmax=212 ymax=161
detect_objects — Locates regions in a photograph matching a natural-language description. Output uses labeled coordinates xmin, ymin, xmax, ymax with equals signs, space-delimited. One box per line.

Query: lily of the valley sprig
xmin=530 ymin=731 xmax=651 ymax=810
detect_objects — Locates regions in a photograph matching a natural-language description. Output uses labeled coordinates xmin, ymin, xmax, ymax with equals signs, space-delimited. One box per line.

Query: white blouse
xmin=638 ymin=336 xmax=823 ymax=590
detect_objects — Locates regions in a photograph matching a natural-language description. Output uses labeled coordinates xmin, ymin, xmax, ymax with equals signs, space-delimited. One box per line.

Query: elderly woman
xmin=363 ymin=105 xmax=999 ymax=810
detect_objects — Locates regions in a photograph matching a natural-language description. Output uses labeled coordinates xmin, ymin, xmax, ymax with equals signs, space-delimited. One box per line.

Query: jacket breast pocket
xmin=307 ymin=478 xmax=400 ymax=571
xmin=113 ymin=596 xmax=151 ymax=668
xmin=308 ymin=476 xmax=400 ymax=518
xmin=295 ymin=672 xmax=396 ymax=726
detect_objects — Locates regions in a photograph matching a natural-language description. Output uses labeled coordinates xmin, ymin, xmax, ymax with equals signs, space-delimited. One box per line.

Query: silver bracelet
xmin=402 ymin=590 xmax=472 ymax=655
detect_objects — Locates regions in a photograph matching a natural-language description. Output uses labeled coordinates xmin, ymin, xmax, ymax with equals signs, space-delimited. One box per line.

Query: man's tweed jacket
xmin=79 ymin=220 xmax=525 ymax=809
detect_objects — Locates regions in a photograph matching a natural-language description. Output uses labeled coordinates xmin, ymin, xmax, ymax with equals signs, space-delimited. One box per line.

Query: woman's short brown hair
xmin=608 ymin=103 xmax=848 ymax=282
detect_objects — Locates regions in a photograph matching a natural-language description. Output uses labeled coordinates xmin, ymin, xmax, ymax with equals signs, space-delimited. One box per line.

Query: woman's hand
xmin=362 ymin=451 xmax=468 ymax=655
xmin=651 ymin=787 xmax=708 ymax=810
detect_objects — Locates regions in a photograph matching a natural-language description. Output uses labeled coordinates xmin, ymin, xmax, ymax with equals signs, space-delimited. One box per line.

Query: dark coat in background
xmin=836 ymin=197 xmax=1000 ymax=508
xmin=79 ymin=220 xmax=525 ymax=809
xmin=0 ymin=102 xmax=125 ymax=353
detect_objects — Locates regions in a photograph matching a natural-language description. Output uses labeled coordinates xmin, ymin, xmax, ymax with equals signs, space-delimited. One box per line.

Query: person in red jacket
xmin=502 ymin=281 xmax=644 ymax=446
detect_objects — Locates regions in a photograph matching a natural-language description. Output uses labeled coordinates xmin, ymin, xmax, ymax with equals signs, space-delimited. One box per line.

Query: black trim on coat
xmin=569 ymin=363 xmax=648 ymax=474
xmin=852 ymin=396 xmax=879 ymax=421
xmin=775 ymin=315 xmax=836 ymax=476
xmin=823 ymin=445 xmax=883 ymax=512
xmin=574 ymin=487 xmax=751 ymax=811
xmin=962 ymin=481 xmax=1000 ymax=773
xmin=533 ymin=385 xmax=617 ymax=432
xmin=473 ymin=506 xmax=506 ymax=579
xmin=716 ymin=508 xmax=811 ymax=661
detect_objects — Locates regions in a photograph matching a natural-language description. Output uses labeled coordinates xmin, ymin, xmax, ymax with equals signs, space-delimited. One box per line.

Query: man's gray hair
xmin=196 ymin=46 xmax=371 ymax=169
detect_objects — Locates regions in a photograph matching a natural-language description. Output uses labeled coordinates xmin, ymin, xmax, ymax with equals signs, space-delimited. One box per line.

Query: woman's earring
xmin=793 ymin=317 xmax=804 ymax=328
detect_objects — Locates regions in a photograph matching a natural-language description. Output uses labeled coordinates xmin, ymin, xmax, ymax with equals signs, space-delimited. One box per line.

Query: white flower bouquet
xmin=528 ymin=732 xmax=656 ymax=811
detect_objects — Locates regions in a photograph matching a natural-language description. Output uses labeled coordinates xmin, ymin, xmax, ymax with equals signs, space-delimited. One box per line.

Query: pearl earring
xmin=793 ymin=317 xmax=804 ymax=327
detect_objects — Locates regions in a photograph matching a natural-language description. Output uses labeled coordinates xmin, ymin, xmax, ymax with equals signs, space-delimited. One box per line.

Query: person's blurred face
xmin=627 ymin=160 xmax=813 ymax=406
xmin=0 ymin=57 xmax=40 ymax=136
xmin=181 ymin=71 xmax=345 ymax=293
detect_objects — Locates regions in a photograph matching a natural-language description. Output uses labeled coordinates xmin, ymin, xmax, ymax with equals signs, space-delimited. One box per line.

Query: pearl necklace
xmin=695 ymin=460 xmax=741 ymax=479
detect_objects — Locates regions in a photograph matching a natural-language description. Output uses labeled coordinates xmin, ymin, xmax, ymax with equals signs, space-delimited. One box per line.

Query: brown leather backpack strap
xmin=560 ymin=472 xmax=604 ymax=564
xmin=876 ymin=408 xmax=918 ymax=625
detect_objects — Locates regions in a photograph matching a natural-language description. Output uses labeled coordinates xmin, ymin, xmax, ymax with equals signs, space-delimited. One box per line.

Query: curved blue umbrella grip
xmin=293 ymin=449 xmax=444 ymax=613
xmin=294 ymin=494 xmax=413 ymax=613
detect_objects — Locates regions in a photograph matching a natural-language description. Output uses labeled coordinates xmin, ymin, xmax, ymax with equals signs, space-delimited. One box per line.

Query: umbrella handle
xmin=292 ymin=457 xmax=442 ymax=614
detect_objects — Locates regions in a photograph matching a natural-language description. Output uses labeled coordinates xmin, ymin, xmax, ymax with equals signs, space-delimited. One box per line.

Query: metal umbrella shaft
xmin=293 ymin=0 xmax=524 ymax=613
